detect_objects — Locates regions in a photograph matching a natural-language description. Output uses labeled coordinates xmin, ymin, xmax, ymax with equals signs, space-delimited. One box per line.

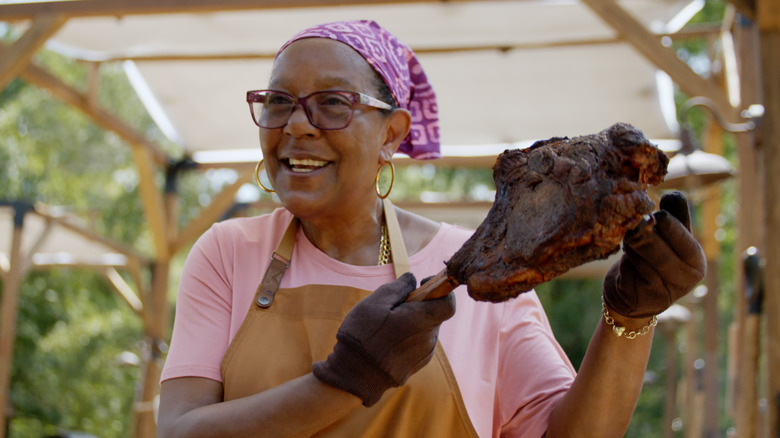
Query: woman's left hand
xmin=602 ymin=191 xmax=707 ymax=319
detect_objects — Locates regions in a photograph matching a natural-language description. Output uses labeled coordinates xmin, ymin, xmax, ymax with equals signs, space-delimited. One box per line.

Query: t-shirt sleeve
xmin=496 ymin=293 xmax=576 ymax=437
xmin=160 ymin=224 xmax=235 ymax=383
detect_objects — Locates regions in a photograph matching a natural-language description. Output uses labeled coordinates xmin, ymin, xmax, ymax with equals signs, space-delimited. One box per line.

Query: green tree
xmin=9 ymin=271 xmax=142 ymax=437
xmin=0 ymin=38 xmax=179 ymax=437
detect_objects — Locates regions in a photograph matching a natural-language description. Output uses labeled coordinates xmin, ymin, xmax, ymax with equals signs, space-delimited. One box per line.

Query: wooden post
xmin=701 ymin=257 xmax=720 ymax=437
xmin=732 ymin=15 xmax=764 ymax=438
xmin=684 ymin=305 xmax=705 ymax=438
xmin=738 ymin=250 xmax=764 ymax=438
xmin=133 ymin=261 xmax=170 ymax=438
xmin=0 ymin=206 xmax=28 ymax=438
xmin=759 ymin=24 xmax=780 ymax=438
xmin=756 ymin=2 xmax=780 ymax=435
xmin=661 ymin=322 xmax=681 ymax=438
xmin=700 ymin=121 xmax=725 ymax=438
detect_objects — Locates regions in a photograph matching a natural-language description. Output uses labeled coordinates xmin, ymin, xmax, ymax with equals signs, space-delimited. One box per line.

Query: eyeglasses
xmin=247 ymin=89 xmax=393 ymax=130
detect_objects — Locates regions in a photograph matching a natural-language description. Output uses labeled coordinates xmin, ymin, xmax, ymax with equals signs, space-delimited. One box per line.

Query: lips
xmin=286 ymin=157 xmax=329 ymax=173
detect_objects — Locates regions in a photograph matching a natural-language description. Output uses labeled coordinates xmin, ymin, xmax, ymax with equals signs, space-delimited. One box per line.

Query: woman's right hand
xmin=312 ymin=272 xmax=456 ymax=406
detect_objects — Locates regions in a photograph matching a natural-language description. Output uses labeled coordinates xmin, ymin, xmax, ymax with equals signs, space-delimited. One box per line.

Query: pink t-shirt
xmin=162 ymin=208 xmax=575 ymax=438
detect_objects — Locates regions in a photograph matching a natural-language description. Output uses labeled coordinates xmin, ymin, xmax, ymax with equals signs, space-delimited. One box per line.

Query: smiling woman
xmin=155 ymin=19 xmax=705 ymax=438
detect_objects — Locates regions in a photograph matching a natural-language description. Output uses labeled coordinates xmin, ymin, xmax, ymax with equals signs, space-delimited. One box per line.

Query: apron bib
xmin=220 ymin=199 xmax=478 ymax=437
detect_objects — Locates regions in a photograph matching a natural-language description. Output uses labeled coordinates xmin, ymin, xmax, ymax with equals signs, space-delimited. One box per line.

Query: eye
xmin=266 ymin=93 xmax=293 ymax=106
xmin=316 ymin=93 xmax=352 ymax=107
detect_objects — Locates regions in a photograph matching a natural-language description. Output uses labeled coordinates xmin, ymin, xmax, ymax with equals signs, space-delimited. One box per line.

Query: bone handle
xmin=405 ymin=269 xmax=460 ymax=302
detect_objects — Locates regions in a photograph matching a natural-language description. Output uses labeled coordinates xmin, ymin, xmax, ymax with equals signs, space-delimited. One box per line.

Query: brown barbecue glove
xmin=312 ymin=272 xmax=456 ymax=407
xmin=603 ymin=191 xmax=707 ymax=318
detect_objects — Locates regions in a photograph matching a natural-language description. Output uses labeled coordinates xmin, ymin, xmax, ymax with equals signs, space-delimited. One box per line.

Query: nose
xmin=283 ymin=103 xmax=319 ymax=137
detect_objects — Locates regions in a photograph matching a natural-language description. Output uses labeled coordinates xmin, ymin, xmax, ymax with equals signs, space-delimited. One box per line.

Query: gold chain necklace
xmin=378 ymin=222 xmax=391 ymax=265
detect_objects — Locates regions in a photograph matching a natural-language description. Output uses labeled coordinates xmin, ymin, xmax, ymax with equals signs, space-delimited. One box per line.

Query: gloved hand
xmin=603 ymin=191 xmax=707 ymax=318
xmin=312 ymin=272 xmax=456 ymax=406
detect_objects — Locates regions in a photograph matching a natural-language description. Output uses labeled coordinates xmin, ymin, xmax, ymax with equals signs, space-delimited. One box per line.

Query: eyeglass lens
xmin=251 ymin=91 xmax=356 ymax=130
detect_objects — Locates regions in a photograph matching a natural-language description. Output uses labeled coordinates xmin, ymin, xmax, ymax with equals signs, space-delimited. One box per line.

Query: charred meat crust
xmin=445 ymin=123 xmax=669 ymax=302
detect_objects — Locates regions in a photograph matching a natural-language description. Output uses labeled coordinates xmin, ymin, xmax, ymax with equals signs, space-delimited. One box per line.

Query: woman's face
xmin=259 ymin=38 xmax=404 ymax=220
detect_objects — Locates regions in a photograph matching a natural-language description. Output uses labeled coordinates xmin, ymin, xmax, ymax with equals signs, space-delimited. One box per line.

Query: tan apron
xmin=220 ymin=199 xmax=478 ymax=437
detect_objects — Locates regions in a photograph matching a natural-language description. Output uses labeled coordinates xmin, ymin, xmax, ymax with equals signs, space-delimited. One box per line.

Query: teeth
xmin=289 ymin=158 xmax=327 ymax=167
xmin=288 ymin=158 xmax=328 ymax=173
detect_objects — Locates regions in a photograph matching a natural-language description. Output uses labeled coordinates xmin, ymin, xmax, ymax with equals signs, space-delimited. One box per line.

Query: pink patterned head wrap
xmin=277 ymin=20 xmax=441 ymax=160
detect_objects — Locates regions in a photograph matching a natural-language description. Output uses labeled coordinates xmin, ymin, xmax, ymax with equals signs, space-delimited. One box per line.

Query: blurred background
xmin=0 ymin=0 xmax=777 ymax=436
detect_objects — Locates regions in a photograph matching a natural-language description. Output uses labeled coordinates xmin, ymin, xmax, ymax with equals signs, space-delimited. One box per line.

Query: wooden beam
xmin=133 ymin=260 xmax=170 ymax=438
xmin=86 ymin=61 xmax=101 ymax=109
xmin=0 ymin=255 xmax=8 ymax=277
xmin=72 ymin=37 xmax=619 ymax=63
xmin=131 ymin=146 xmax=170 ymax=261
xmin=0 ymin=48 xmax=170 ymax=167
xmin=758 ymin=0 xmax=780 ymax=30
xmin=197 ymin=152 xmax=503 ymax=173
xmin=170 ymin=169 xmax=253 ymax=256
xmin=760 ymin=26 xmax=780 ymax=438
xmin=732 ymin=18 xmax=763 ymax=438
xmin=104 ymin=267 xmax=144 ymax=314
xmin=37 ymin=207 xmax=151 ymax=265
xmin=701 ymin=123 xmax=724 ymax=438
xmin=730 ymin=0 xmax=757 ymax=21
xmin=50 ymin=25 xmax=723 ymax=64
xmin=581 ymin=0 xmax=741 ymax=125
xmin=18 ymin=217 xmax=53 ymax=274
xmin=0 ymin=0 xmax=498 ymax=21
xmin=126 ymin=257 xmax=152 ymax=331
xmin=0 ymin=46 xmax=174 ymax=260
xmin=0 ymin=13 xmax=66 ymax=91
xmin=0 ymin=210 xmax=27 ymax=438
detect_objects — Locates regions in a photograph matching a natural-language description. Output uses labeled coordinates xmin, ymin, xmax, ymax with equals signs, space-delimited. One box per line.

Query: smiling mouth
xmin=286 ymin=158 xmax=329 ymax=173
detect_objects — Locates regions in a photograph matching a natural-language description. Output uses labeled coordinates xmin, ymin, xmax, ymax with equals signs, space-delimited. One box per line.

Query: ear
xmin=379 ymin=108 xmax=411 ymax=163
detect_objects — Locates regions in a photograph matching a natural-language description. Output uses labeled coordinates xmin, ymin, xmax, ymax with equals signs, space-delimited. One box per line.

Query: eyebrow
xmin=269 ymin=75 xmax=361 ymax=92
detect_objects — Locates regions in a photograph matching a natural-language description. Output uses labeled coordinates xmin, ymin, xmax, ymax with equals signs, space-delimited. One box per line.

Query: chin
xmin=278 ymin=192 xmax=327 ymax=217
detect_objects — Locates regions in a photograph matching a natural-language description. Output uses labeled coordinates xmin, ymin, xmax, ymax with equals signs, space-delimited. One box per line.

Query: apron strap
xmin=383 ymin=198 xmax=410 ymax=279
xmin=254 ymin=217 xmax=299 ymax=308
xmin=254 ymin=203 xmax=411 ymax=308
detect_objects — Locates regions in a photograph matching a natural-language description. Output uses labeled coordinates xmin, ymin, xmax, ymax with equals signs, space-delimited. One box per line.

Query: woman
xmin=157 ymin=20 xmax=705 ymax=437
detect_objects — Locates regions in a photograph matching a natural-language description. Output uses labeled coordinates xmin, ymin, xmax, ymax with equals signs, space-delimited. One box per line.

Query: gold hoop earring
xmin=375 ymin=162 xmax=395 ymax=199
xmin=255 ymin=159 xmax=275 ymax=194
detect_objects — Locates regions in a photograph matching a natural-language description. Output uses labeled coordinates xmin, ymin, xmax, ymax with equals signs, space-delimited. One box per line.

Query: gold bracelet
xmin=601 ymin=300 xmax=657 ymax=339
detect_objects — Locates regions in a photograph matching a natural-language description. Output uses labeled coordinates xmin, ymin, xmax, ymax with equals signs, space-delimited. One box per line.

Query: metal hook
xmin=680 ymin=96 xmax=762 ymax=133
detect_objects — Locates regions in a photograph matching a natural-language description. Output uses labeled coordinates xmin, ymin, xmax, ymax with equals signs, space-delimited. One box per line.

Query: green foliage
xmin=537 ymin=281 xmax=692 ymax=437
xmin=690 ymin=0 xmax=728 ymax=23
xmin=536 ymin=279 xmax=602 ymax=369
xmin=0 ymin=63 xmax=143 ymax=248
xmin=0 ymin=44 xmax=166 ymax=437
xmin=5 ymin=271 xmax=142 ymax=438
xmin=392 ymin=165 xmax=495 ymax=201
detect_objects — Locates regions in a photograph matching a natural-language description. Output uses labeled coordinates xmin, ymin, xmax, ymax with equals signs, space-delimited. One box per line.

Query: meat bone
xmin=406 ymin=269 xmax=460 ymax=302
xmin=405 ymin=216 xmax=656 ymax=303
xmin=404 ymin=123 xmax=669 ymax=303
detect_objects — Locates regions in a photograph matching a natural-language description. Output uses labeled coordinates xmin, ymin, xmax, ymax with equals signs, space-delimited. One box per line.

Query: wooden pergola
xmin=0 ymin=1 xmax=778 ymax=437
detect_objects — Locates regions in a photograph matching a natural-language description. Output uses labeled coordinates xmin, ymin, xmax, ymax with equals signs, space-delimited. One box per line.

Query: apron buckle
xmin=254 ymin=253 xmax=290 ymax=308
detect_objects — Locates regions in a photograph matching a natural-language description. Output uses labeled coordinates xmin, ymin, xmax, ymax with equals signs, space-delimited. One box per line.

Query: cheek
xmin=342 ymin=116 xmax=387 ymax=156
xmin=258 ymin=129 xmax=276 ymax=151
xmin=258 ymin=131 xmax=280 ymax=175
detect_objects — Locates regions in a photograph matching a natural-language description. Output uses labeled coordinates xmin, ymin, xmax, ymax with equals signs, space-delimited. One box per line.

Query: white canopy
xmin=40 ymin=0 xmax=697 ymax=165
